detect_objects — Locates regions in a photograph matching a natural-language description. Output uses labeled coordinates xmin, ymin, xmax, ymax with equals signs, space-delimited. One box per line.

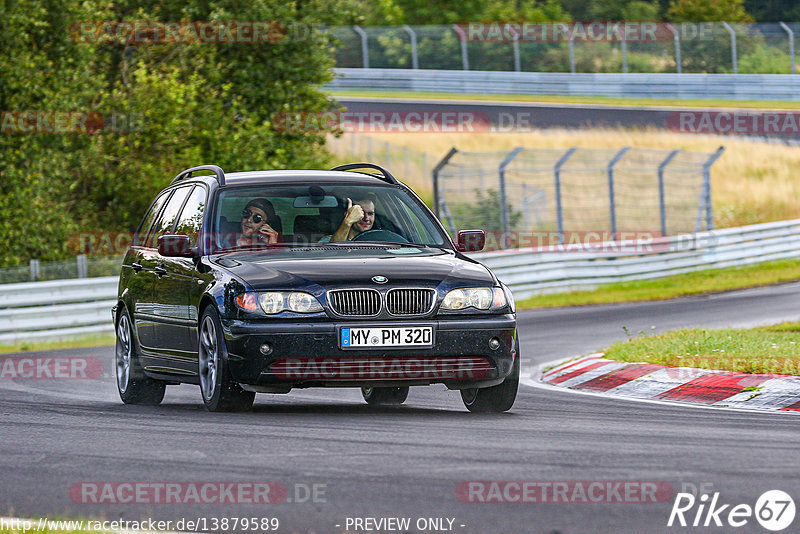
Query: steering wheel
xmin=351 ymin=229 xmax=409 ymax=243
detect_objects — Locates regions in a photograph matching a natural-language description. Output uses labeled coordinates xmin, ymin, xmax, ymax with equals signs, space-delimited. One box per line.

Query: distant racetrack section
xmin=333 ymin=96 xmax=800 ymax=141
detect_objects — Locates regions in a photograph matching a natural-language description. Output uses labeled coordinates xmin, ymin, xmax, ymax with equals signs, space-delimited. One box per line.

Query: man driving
xmin=322 ymin=196 xmax=375 ymax=243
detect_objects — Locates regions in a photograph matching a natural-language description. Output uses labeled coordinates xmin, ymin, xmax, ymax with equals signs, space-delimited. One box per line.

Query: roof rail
xmin=171 ymin=165 xmax=226 ymax=186
xmin=329 ymin=163 xmax=399 ymax=185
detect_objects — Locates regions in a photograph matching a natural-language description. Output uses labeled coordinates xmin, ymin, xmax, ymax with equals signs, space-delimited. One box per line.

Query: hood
xmin=212 ymin=248 xmax=494 ymax=291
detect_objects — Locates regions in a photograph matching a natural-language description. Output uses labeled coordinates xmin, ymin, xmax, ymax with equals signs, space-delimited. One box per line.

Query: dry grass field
xmin=331 ymin=129 xmax=800 ymax=228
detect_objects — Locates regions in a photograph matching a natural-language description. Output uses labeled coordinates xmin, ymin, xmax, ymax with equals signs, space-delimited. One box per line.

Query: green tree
xmin=591 ymin=0 xmax=660 ymax=20
xmin=744 ymin=0 xmax=800 ymax=22
xmin=666 ymin=0 xmax=753 ymax=22
xmin=0 ymin=0 xmax=353 ymax=265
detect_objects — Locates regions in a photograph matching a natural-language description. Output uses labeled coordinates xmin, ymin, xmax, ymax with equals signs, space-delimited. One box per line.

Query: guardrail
xmin=0 ymin=277 xmax=117 ymax=344
xmin=328 ymin=68 xmax=800 ymax=101
xmin=472 ymin=219 xmax=800 ymax=299
xmin=1 ymin=219 xmax=799 ymax=344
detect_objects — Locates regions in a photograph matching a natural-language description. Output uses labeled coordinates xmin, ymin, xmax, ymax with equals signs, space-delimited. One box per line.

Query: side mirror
xmin=158 ymin=235 xmax=195 ymax=257
xmin=455 ymin=230 xmax=485 ymax=252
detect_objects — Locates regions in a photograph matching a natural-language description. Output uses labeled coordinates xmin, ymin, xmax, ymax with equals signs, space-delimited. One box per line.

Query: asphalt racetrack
xmin=335 ymin=96 xmax=800 ymax=141
xmin=2 ymin=282 xmax=800 ymax=533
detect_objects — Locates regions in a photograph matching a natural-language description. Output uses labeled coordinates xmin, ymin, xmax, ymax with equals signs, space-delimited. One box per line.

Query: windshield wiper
xmin=324 ymin=241 xmax=444 ymax=249
xmin=215 ymin=243 xmax=316 ymax=254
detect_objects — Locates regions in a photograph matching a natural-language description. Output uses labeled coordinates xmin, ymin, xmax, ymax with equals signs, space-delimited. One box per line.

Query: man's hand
xmin=258 ymin=224 xmax=278 ymax=244
xmin=343 ymin=198 xmax=364 ymax=226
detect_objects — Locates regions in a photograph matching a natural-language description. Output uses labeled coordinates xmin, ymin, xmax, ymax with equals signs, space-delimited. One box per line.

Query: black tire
xmin=115 ymin=307 xmax=166 ymax=405
xmin=198 ymin=306 xmax=255 ymax=412
xmin=461 ymin=345 xmax=519 ymax=413
xmin=361 ymin=386 xmax=409 ymax=405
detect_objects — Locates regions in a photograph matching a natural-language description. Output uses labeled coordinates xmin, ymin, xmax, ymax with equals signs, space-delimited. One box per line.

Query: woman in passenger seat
xmin=238 ymin=198 xmax=279 ymax=246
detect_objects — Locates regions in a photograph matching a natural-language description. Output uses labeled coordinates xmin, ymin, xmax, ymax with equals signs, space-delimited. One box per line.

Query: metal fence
xmin=330 ymin=23 xmax=800 ymax=74
xmin=433 ymin=146 xmax=724 ymax=244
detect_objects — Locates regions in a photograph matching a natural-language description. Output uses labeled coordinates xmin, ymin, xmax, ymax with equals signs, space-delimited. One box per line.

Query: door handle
xmin=131 ymin=262 xmax=143 ymax=273
xmin=154 ymin=266 xmax=167 ymax=277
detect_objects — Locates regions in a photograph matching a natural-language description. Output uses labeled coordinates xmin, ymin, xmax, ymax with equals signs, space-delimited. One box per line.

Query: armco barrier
xmin=327 ymin=69 xmax=800 ymax=101
xmin=0 ymin=276 xmax=117 ymax=344
xmin=1 ymin=219 xmax=799 ymax=343
xmin=472 ymin=219 xmax=800 ymax=299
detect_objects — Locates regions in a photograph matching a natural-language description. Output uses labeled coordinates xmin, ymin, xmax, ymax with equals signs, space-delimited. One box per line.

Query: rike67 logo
xmin=668 ymin=490 xmax=795 ymax=531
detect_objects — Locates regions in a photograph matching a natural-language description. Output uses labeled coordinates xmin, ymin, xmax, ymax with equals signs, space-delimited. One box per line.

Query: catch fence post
xmin=666 ymin=23 xmax=681 ymax=73
xmin=559 ymin=24 xmax=575 ymax=73
xmin=554 ymin=147 xmax=578 ymax=244
xmin=30 ymin=259 xmax=40 ymax=281
xmin=703 ymin=146 xmax=725 ymax=231
xmin=402 ymin=25 xmax=419 ymax=69
xmin=77 ymin=254 xmax=88 ymax=278
xmin=657 ymin=149 xmax=681 ymax=237
xmin=722 ymin=22 xmax=737 ymax=74
xmin=452 ymin=25 xmax=470 ymax=70
xmin=353 ymin=26 xmax=369 ymax=68
xmin=607 ymin=147 xmax=631 ymax=241
xmin=432 ymin=147 xmax=459 ymax=223
xmin=498 ymin=147 xmax=524 ymax=241
xmin=779 ymin=22 xmax=795 ymax=74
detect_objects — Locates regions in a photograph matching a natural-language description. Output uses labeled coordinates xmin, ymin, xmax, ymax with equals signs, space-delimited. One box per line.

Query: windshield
xmin=211 ymin=183 xmax=450 ymax=252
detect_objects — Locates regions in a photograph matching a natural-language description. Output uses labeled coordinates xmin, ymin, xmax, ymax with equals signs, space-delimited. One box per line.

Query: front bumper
xmin=223 ymin=315 xmax=516 ymax=389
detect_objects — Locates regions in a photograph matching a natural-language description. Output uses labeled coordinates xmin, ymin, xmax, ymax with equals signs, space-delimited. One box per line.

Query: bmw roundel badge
xmin=372 ymin=275 xmax=388 ymax=284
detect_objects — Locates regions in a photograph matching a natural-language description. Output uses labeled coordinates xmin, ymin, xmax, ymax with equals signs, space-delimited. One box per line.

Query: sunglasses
xmin=241 ymin=209 xmax=265 ymax=224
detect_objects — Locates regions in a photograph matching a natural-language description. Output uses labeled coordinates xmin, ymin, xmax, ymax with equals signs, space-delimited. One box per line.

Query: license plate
xmin=340 ymin=326 xmax=434 ymax=349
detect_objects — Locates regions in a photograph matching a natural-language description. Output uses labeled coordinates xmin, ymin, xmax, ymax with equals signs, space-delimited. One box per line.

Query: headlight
xmin=441 ymin=287 xmax=507 ymax=311
xmin=235 ymin=291 xmax=323 ymax=314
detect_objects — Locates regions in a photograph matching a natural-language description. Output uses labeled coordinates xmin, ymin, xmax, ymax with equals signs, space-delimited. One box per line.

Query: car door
xmin=139 ymin=185 xmax=193 ymax=364
xmin=152 ymin=185 xmax=207 ymax=364
xmin=126 ymin=190 xmax=172 ymax=353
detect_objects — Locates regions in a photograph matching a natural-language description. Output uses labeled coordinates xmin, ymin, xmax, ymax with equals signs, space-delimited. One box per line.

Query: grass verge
xmin=605 ymin=321 xmax=800 ymax=374
xmin=0 ymin=333 xmax=115 ymax=354
xmin=329 ymin=89 xmax=800 ymax=110
xmin=517 ymin=257 xmax=800 ymax=309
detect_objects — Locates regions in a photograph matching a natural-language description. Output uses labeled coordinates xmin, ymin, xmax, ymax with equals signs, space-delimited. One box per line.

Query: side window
xmin=391 ymin=196 xmax=440 ymax=244
xmin=173 ymin=186 xmax=207 ymax=247
xmin=134 ymin=191 xmax=170 ymax=247
xmin=146 ymin=186 xmax=193 ymax=248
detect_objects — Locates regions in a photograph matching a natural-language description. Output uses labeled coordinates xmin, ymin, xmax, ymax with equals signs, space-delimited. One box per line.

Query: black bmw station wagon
xmin=113 ymin=163 xmax=518 ymax=412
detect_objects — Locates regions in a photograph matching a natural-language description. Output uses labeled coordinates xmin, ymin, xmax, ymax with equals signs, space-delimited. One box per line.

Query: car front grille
xmin=386 ymin=288 xmax=435 ymax=316
xmin=327 ymin=289 xmax=381 ymax=316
